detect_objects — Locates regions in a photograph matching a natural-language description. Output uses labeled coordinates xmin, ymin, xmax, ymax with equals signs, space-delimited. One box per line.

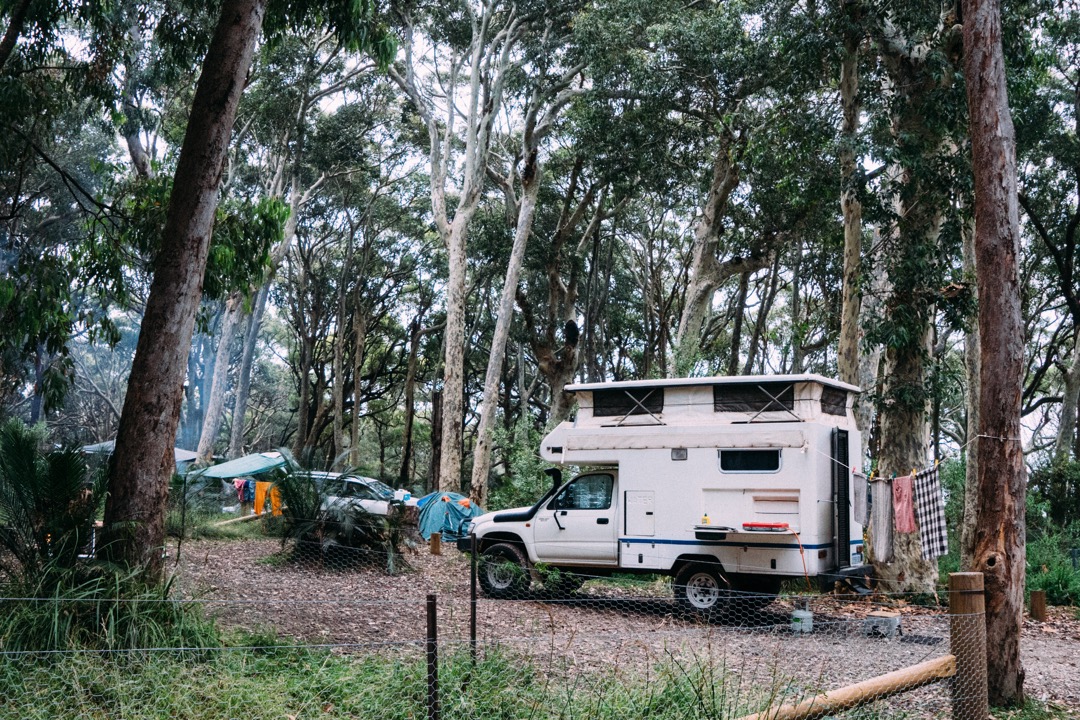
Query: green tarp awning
xmin=198 ymin=452 xmax=286 ymax=479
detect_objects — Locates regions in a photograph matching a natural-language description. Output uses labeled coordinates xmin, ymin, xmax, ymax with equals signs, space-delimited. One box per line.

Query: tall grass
xmin=0 ymin=566 xmax=220 ymax=653
xmin=0 ymin=642 xmax=925 ymax=720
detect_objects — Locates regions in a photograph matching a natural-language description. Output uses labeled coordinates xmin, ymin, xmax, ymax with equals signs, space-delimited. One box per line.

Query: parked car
xmin=307 ymin=471 xmax=397 ymax=516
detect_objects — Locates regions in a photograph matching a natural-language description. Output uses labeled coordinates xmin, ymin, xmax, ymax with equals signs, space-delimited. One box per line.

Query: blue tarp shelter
xmin=417 ymin=492 xmax=484 ymax=541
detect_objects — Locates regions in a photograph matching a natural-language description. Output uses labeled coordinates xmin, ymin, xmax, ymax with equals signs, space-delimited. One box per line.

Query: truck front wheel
xmin=478 ymin=543 xmax=531 ymax=599
xmin=674 ymin=564 xmax=730 ymax=621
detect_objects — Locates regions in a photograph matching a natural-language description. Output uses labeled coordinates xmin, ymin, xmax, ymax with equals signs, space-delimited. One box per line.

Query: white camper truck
xmin=460 ymin=374 xmax=866 ymax=617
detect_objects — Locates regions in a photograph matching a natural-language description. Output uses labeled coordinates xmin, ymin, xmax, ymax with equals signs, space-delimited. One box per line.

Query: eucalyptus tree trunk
xmin=470 ymin=157 xmax=540 ymax=506
xmin=228 ymin=191 xmax=302 ymax=458
xmin=348 ymin=306 xmax=368 ymax=467
xmin=227 ymin=281 xmax=269 ymax=458
xmin=837 ymin=0 xmax=863 ymax=389
xmin=726 ymin=271 xmax=749 ymax=376
xmin=673 ymin=133 xmax=746 ymax=375
xmin=868 ymin=11 xmax=959 ymax=593
xmin=103 ymin=0 xmax=267 ymax=578
xmin=196 ymin=293 xmax=243 ymax=463
xmin=963 ymin=0 xmax=1027 ymax=702
xmin=1055 ymin=333 xmax=1080 ymax=463
xmin=961 ymin=215 xmax=981 ymax=570
xmin=390 ymin=3 xmax=522 ymax=491
xmin=398 ymin=317 xmax=422 ymax=486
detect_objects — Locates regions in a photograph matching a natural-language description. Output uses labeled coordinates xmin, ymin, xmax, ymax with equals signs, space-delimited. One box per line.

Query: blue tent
xmin=417 ymin=492 xmax=484 ymax=541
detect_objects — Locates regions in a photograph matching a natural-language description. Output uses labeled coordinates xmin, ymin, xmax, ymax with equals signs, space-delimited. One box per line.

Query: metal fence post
xmin=470 ymin=532 xmax=477 ymax=665
xmin=426 ymin=593 xmax=440 ymax=720
xmin=949 ymin=572 xmax=988 ymax=720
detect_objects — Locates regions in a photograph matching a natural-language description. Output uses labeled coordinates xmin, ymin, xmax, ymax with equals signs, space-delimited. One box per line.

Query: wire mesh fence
xmin=0 ymin=544 xmax=991 ymax=720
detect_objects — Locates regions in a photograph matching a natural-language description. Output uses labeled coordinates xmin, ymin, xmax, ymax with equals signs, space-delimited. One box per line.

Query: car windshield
xmin=350 ymin=477 xmax=394 ymax=500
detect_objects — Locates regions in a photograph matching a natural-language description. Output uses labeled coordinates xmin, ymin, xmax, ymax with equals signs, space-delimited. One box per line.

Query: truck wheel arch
xmin=477 ymin=531 xmax=527 ymax=555
xmin=671 ymin=554 xmax=727 ymax=577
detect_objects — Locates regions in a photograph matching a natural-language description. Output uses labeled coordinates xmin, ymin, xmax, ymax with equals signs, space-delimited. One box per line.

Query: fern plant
xmin=0 ymin=419 xmax=104 ymax=586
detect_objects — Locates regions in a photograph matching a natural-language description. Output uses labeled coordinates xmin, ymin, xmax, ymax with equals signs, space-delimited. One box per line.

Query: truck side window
xmin=554 ymin=474 xmax=613 ymax=510
xmin=719 ymin=449 xmax=781 ymax=472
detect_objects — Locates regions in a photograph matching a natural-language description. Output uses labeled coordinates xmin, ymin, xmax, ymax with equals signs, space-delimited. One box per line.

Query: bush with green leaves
xmin=0 ymin=419 xmax=103 ymax=586
xmin=274 ymin=468 xmax=405 ymax=572
xmin=488 ymin=417 xmax=552 ymax=510
xmin=0 ymin=419 xmax=218 ymax=651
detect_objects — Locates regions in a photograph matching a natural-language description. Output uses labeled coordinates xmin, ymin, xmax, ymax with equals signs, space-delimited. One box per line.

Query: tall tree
xmin=103 ymin=0 xmax=270 ymax=576
xmin=390 ymin=0 xmax=523 ymax=491
xmin=962 ymin=0 xmax=1026 ymax=704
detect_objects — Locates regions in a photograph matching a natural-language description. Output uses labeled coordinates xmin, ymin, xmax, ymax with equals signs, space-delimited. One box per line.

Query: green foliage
xmin=94 ymin=176 xmax=285 ymax=309
xmin=0 ymin=419 xmax=103 ymax=585
xmin=0 ymin=641 xmax=919 ymax=720
xmin=274 ymin=467 xmax=405 ymax=571
xmin=1026 ymin=528 xmax=1080 ymax=606
xmin=0 ymin=569 xmax=220 ymax=653
xmin=1029 ymin=460 xmax=1080 ymax=528
xmin=488 ymin=417 xmax=549 ymax=511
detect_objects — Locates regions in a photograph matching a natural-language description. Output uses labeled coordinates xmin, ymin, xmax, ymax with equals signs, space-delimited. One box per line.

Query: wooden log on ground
xmin=736 ymin=655 xmax=956 ymax=720
xmin=212 ymin=513 xmax=260 ymax=526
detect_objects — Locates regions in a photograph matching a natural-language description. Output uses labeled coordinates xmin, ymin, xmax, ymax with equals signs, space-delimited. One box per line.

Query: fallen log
xmin=211 ymin=513 xmax=261 ymax=526
xmin=737 ymin=654 xmax=956 ymax=720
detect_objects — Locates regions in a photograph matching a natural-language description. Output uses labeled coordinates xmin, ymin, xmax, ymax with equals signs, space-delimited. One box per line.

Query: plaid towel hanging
xmin=914 ymin=464 xmax=948 ymax=560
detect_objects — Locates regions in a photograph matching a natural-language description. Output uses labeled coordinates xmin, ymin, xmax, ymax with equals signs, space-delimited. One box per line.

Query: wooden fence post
xmin=949 ymin=572 xmax=988 ymax=720
xmin=1029 ymin=589 xmax=1047 ymax=622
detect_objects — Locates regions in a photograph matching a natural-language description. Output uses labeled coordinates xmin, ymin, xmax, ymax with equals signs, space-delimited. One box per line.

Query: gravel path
xmin=170 ymin=538 xmax=1080 ymax=713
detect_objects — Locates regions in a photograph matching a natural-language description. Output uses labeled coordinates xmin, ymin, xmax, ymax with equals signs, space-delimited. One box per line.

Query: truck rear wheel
xmin=478 ymin=543 xmax=530 ymax=599
xmin=674 ymin=564 xmax=730 ymax=621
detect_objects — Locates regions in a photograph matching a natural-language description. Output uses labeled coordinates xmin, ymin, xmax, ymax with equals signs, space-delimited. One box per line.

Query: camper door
xmin=532 ymin=472 xmax=618 ymax=564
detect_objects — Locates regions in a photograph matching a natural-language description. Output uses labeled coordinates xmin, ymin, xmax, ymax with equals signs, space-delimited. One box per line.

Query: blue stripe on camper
xmin=619 ymin=537 xmax=863 ymax=550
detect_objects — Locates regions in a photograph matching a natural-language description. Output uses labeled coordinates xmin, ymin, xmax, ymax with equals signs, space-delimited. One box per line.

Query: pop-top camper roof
xmin=562 ymin=374 xmax=860 ymax=429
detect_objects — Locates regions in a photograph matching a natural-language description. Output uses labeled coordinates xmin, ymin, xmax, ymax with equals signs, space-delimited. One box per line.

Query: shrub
xmin=274 ymin=468 xmax=405 ymax=572
xmin=489 ymin=416 xmax=550 ymax=510
xmin=0 ymin=419 xmax=103 ymax=587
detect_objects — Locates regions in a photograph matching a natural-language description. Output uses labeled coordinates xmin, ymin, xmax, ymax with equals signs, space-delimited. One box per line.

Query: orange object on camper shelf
xmin=742 ymin=522 xmax=790 ymax=531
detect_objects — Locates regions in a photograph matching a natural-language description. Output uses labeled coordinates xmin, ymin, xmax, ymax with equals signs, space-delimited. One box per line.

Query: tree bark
xmin=961 ymin=215 xmax=981 ymax=570
xmin=672 ymin=133 xmax=745 ymax=375
xmin=348 ymin=306 xmax=368 ymax=468
xmin=470 ymin=152 xmax=541 ymax=506
xmin=103 ymin=0 xmax=267 ymax=578
xmin=962 ymin=0 xmax=1026 ymax=703
xmin=727 ymin=271 xmax=749 ymax=376
xmin=0 ymin=0 xmax=32 ymax=72
xmin=227 ymin=280 xmax=269 ymax=458
xmin=837 ymin=0 xmax=863 ymax=389
xmin=196 ymin=294 xmax=243 ymax=463
xmin=1054 ymin=332 xmax=1080 ymax=463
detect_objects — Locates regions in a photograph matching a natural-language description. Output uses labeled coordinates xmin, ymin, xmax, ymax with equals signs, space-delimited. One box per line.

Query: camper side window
xmin=553 ymin=474 xmax=613 ymax=510
xmin=719 ymin=449 xmax=781 ymax=473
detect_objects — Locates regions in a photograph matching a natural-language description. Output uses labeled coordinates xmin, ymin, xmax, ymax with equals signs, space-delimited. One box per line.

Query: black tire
xmin=674 ymin=563 xmax=730 ymax=621
xmin=478 ymin=543 xmax=531 ymax=599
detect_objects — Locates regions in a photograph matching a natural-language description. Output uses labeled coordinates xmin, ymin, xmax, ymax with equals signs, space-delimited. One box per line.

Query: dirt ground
xmin=170 ymin=538 xmax=1080 ymax=713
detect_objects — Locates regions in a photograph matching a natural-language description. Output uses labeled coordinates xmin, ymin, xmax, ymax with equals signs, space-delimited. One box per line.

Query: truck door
xmin=533 ymin=472 xmax=618 ymax=565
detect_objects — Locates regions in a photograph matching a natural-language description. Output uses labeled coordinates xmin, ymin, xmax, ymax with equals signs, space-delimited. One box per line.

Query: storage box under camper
xmin=462 ymin=374 xmax=865 ymax=615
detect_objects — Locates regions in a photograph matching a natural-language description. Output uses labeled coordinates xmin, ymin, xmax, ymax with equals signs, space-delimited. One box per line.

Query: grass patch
xmin=991 ymin=699 xmax=1075 ymax=720
xmin=0 ymin=636 xmax=936 ymax=719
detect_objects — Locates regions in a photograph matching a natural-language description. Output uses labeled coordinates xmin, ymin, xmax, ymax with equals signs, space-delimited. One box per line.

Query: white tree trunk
xmin=1054 ymin=331 xmax=1080 ymax=463
xmin=469 ymin=161 xmax=541 ymax=506
xmin=196 ymin=294 xmax=243 ymax=463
